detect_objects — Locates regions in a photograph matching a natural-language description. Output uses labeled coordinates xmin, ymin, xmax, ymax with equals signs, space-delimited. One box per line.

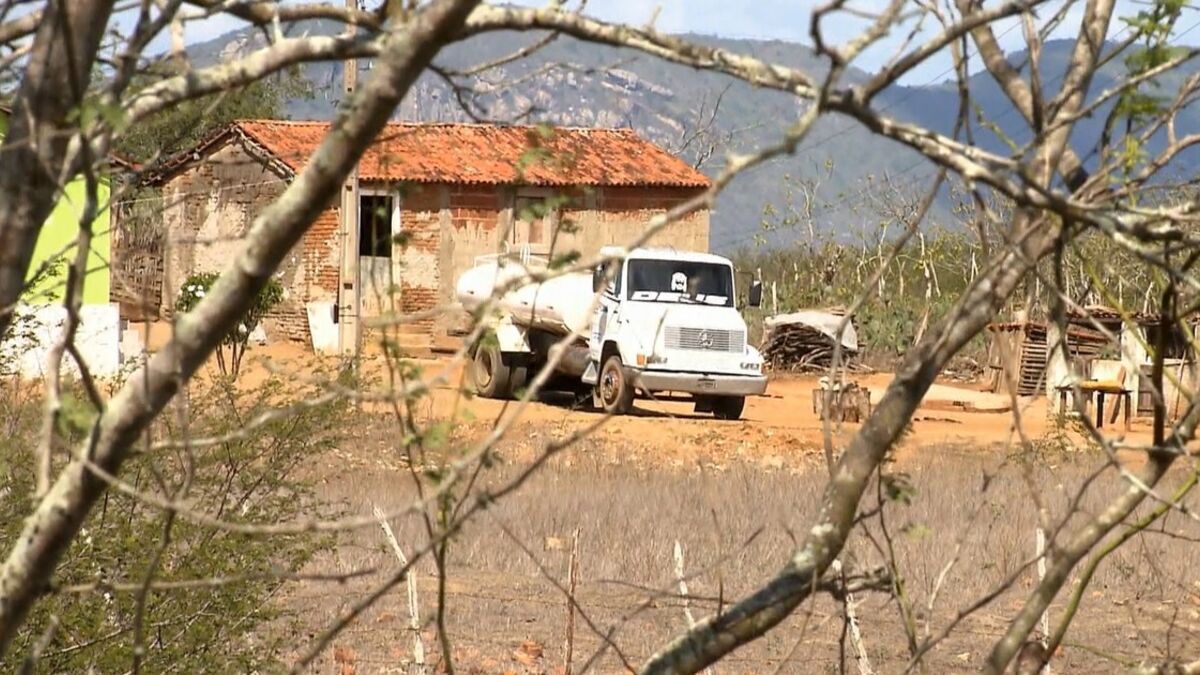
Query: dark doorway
xmin=359 ymin=194 xmax=394 ymax=258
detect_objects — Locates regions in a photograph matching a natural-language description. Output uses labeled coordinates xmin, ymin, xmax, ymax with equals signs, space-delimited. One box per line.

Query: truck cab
xmin=582 ymin=247 xmax=767 ymax=419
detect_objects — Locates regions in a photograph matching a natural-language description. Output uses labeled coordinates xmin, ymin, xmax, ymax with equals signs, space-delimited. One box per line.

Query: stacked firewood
xmin=761 ymin=317 xmax=863 ymax=372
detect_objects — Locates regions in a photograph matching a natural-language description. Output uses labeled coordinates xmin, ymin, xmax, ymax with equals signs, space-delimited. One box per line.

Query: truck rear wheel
xmin=712 ymin=396 xmax=746 ymax=421
xmin=472 ymin=342 xmax=515 ymax=399
xmin=595 ymin=355 xmax=634 ymax=414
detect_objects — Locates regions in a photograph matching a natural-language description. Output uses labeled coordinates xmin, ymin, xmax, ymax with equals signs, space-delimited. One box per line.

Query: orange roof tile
xmin=200 ymin=120 xmax=709 ymax=188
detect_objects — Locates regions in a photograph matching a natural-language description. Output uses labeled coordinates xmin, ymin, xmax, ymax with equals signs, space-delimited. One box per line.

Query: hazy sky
xmin=150 ymin=0 xmax=1191 ymax=85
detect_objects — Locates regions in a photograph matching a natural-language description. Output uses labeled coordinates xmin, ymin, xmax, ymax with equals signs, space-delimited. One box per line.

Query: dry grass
xmin=277 ymin=427 xmax=1200 ymax=674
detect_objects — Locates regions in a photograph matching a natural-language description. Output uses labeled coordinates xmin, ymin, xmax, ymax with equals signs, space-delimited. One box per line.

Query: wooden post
xmin=338 ymin=0 xmax=361 ymax=358
xmin=1037 ymin=526 xmax=1051 ymax=674
xmin=563 ymin=528 xmax=580 ymax=675
xmin=673 ymin=541 xmax=698 ymax=629
xmin=373 ymin=506 xmax=426 ymax=673
xmin=831 ymin=559 xmax=873 ymax=675
xmin=673 ymin=541 xmax=715 ymax=675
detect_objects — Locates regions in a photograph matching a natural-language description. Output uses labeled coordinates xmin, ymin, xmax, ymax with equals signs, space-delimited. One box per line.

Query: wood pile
xmin=762 ymin=309 xmax=865 ymax=372
xmin=763 ymin=327 xmax=853 ymax=370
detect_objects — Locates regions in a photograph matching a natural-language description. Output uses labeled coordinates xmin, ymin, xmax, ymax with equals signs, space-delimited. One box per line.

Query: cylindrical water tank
xmin=456 ymin=258 xmax=594 ymax=336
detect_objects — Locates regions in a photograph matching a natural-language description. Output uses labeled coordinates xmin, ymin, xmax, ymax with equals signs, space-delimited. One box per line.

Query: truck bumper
xmin=632 ymin=369 xmax=768 ymax=397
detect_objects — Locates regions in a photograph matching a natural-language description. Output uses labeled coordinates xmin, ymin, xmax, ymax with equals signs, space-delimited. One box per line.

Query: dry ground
xmin=164 ymin=338 xmax=1197 ymax=673
xmin=284 ymin=448 xmax=1200 ymax=674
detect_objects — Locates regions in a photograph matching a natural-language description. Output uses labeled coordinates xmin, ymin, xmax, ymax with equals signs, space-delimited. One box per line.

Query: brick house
xmin=149 ymin=120 xmax=711 ymax=350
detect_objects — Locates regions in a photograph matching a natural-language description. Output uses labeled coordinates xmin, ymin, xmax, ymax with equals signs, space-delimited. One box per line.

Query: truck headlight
xmin=637 ymin=353 xmax=669 ymax=366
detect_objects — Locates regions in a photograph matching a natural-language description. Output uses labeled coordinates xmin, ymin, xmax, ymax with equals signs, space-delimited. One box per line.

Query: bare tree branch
xmin=0 ymin=0 xmax=483 ymax=654
xmin=0 ymin=0 xmax=116 ymax=337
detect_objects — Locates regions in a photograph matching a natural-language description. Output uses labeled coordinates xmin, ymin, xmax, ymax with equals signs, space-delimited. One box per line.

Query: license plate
xmin=697 ymin=378 xmax=716 ymax=390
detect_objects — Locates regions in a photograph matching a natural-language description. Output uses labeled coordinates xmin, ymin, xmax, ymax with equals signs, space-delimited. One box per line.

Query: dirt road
xmin=235 ymin=342 xmax=1148 ymax=473
xmin=133 ymin=312 xmax=1147 ymax=466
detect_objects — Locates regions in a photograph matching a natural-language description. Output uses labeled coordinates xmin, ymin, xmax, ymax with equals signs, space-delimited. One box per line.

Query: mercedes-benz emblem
xmin=698 ymin=329 xmax=713 ymax=348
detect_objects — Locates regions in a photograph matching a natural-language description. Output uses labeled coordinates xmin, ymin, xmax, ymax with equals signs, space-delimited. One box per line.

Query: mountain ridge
xmin=184 ymin=25 xmax=1200 ymax=252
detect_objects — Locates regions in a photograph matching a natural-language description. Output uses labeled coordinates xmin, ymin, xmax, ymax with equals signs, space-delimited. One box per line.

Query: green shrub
xmin=0 ymin=263 xmax=65 ymax=377
xmin=176 ymin=272 xmax=284 ymax=377
xmin=0 ymin=376 xmax=344 ymax=673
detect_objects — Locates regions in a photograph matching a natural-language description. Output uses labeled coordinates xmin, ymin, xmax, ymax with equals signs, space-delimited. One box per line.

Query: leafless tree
xmin=5 ymin=0 xmax=1200 ymax=673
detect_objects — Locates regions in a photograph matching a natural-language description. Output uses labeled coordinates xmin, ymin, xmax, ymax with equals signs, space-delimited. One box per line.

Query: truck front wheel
xmin=472 ymin=342 xmax=517 ymax=399
xmin=712 ymin=396 xmax=746 ymax=421
xmin=595 ymin=355 xmax=634 ymax=414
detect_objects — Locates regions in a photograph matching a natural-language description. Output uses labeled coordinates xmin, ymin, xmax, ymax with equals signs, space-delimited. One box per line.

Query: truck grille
xmin=665 ymin=326 xmax=744 ymax=353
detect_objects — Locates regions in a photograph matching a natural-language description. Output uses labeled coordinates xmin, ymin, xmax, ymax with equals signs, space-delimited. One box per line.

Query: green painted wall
xmin=26 ymin=180 xmax=112 ymax=305
xmin=0 ymin=109 xmax=112 ymax=305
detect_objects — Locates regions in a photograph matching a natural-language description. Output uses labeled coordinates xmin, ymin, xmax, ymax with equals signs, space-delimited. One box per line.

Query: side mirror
xmin=593 ymin=265 xmax=606 ymax=293
xmin=748 ymin=280 xmax=763 ymax=308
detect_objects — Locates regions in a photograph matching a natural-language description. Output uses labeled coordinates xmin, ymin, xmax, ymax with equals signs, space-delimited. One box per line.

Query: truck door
xmin=589 ymin=260 xmax=622 ymax=362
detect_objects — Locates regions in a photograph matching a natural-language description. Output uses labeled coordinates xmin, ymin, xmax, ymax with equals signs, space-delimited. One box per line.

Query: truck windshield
xmin=626 ymin=260 xmax=734 ymax=307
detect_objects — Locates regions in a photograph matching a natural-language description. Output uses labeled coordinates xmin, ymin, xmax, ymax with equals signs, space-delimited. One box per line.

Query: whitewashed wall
xmin=1 ymin=304 xmax=121 ymax=379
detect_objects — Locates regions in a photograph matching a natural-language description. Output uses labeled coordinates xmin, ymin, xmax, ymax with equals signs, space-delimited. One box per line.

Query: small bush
xmin=0 ymin=263 xmax=66 ymax=377
xmin=176 ymin=272 xmax=283 ymax=377
xmin=0 ymin=375 xmax=345 ymax=673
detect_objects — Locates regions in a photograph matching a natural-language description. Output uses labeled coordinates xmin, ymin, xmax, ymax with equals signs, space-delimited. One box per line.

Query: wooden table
xmin=1056 ymin=385 xmax=1131 ymax=430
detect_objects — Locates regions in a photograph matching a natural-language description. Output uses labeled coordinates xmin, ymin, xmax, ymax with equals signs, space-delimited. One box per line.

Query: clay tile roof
xmin=201 ymin=120 xmax=709 ymax=188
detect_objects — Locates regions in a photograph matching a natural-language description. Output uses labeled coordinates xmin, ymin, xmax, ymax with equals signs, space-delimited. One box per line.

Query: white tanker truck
xmin=456 ymin=246 xmax=767 ymax=420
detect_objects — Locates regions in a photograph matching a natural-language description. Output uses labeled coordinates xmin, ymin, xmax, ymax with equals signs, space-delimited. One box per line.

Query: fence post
xmin=673 ymin=541 xmax=715 ymax=675
xmin=564 ymin=528 xmax=581 ymax=675
xmin=372 ymin=505 xmax=426 ymax=673
xmin=1037 ymin=526 xmax=1051 ymax=674
xmin=831 ymin=559 xmax=873 ymax=675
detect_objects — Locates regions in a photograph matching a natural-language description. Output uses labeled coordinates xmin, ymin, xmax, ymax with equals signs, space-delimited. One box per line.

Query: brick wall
xmin=161 ymin=142 xmax=290 ymax=313
xmin=597 ymin=185 xmax=706 ymax=212
xmin=398 ymin=184 xmax=455 ymax=335
xmin=160 ymin=140 xmax=332 ymax=343
xmin=274 ymin=205 xmax=340 ymax=341
xmin=162 ymin=155 xmax=709 ymax=348
xmin=407 ymin=182 xmax=709 ymax=340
